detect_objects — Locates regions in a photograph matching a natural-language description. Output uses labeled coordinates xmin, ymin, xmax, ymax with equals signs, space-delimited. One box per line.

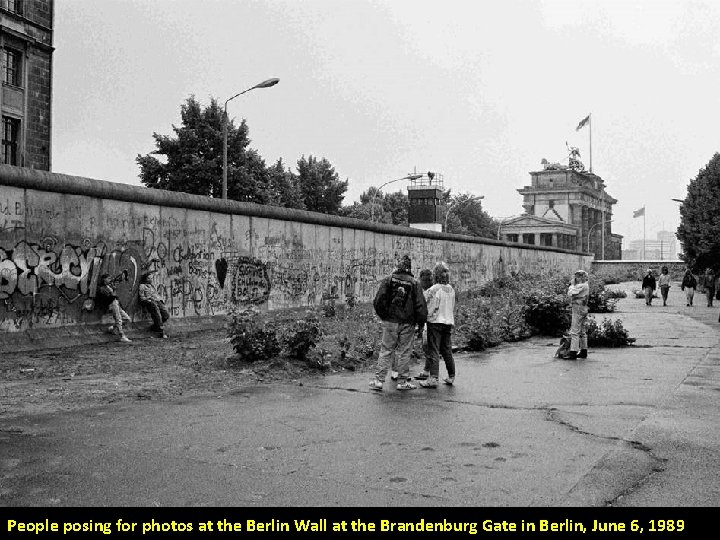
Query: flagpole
xmin=643 ymin=210 xmax=646 ymax=260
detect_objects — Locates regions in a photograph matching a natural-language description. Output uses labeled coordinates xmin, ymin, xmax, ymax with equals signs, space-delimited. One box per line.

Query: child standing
xmin=419 ymin=262 xmax=456 ymax=388
xmin=139 ymin=273 xmax=170 ymax=338
xmin=97 ymin=274 xmax=132 ymax=343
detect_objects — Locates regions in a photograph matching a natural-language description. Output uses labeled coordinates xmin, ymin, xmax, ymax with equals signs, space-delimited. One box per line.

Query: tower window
xmin=3 ymin=48 xmax=21 ymax=86
xmin=1 ymin=1 xmax=23 ymax=15
xmin=2 ymin=116 xmax=20 ymax=165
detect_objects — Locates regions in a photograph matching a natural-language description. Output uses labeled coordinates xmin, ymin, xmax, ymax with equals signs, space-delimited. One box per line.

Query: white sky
xmin=53 ymin=0 xmax=720 ymax=245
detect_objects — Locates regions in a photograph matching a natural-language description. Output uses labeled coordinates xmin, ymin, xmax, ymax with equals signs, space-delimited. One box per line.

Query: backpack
xmin=374 ymin=275 xmax=413 ymax=320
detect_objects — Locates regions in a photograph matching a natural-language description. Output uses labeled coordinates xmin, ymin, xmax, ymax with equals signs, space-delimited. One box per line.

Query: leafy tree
xmin=676 ymin=153 xmax=720 ymax=271
xmin=266 ymin=158 xmax=305 ymax=209
xmin=137 ymin=96 xmax=269 ymax=202
xmin=347 ymin=187 xmax=408 ymax=224
xmin=444 ymin=192 xmax=499 ymax=238
xmin=296 ymin=155 xmax=348 ymax=214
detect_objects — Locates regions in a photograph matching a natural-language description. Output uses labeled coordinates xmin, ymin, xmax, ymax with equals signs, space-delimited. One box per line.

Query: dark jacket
xmin=373 ymin=270 xmax=428 ymax=324
xmin=681 ymin=272 xmax=697 ymax=290
xmin=97 ymin=284 xmax=118 ymax=311
xmin=641 ymin=274 xmax=656 ymax=291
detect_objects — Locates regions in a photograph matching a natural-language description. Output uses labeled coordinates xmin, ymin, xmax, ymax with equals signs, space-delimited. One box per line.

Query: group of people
xmin=642 ymin=266 xmax=719 ymax=317
xmin=96 ymin=272 xmax=170 ymax=343
xmin=369 ymin=255 xmax=457 ymax=391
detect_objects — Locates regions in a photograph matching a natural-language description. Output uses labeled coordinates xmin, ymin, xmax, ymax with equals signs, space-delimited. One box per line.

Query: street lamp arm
xmin=371 ymin=173 xmax=424 ymax=222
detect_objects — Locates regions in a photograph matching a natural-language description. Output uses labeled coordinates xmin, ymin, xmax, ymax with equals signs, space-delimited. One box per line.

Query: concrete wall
xmin=592 ymin=260 xmax=687 ymax=281
xmin=0 ymin=166 xmax=593 ymax=333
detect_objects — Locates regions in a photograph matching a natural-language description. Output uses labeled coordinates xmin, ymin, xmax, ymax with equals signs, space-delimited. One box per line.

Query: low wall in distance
xmin=1 ymin=165 xmax=592 ymax=334
xmin=591 ymin=260 xmax=687 ymax=281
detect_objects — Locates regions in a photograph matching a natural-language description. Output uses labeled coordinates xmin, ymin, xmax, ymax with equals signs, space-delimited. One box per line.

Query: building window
xmin=522 ymin=233 xmax=535 ymax=245
xmin=506 ymin=234 xmax=519 ymax=243
xmin=3 ymin=48 xmax=22 ymax=86
xmin=1 ymin=1 xmax=23 ymax=15
xmin=540 ymin=233 xmax=553 ymax=246
xmin=2 ymin=116 xmax=20 ymax=165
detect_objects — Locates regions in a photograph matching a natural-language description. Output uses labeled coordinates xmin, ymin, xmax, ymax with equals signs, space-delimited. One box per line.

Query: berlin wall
xmin=0 ymin=166 xmax=593 ymax=333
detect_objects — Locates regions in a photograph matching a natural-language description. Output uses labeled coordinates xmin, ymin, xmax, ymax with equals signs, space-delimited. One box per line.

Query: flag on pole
xmin=633 ymin=207 xmax=645 ymax=218
xmin=576 ymin=114 xmax=590 ymax=131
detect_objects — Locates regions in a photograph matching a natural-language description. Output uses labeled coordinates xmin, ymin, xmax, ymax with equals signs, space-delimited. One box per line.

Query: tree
xmin=296 ymin=155 xmax=348 ymax=214
xmin=137 ymin=96 xmax=270 ymax=202
xmin=676 ymin=153 xmax=720 ymax=271
xmin=346 ymin=187 xmax=408 ymax=224
xmin=444 ymin=192 xmax=498 ymax=239
xmin=266 ymin=158 xmax=305 ymax=209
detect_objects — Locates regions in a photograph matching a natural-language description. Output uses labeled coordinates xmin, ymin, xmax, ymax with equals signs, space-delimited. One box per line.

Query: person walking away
xmin=139 ymin=272 xmax=170 ymax=338
xmin=97 ymin=274 xmax=132 ymax=343
xmin=703 ymin=268 xmax=716 ymax=307
xmin=414 ymin=268 xmax=435 ymax=381
xmin=642 ymin=269 xmax=656 ymax=306
xmin=658 ymin=266 xmax=671 ymax=307
xmin=419 ymin=262 xmax=457 ymax=388
xmin=369 ymin=255 xmax=427 ymax=391
xmin=560 ymin=270 xmax=589 ymax=360
xmin=681 ymin=268 xmax=697 ymax=307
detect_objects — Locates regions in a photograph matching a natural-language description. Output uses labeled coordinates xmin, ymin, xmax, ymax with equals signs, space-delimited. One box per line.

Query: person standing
xmin=139 ymin=272 xmax=170 ymax=338
xmin=369 ymin=255 xmax=427 ymax=391
xmin=642 ymin=268 xmax=657 ymax=306
xmin=560 ymin=270 xmax=589 ymax=360
xmin=658 ymin=266 xmax=671 ymax=307
xmin=97 ymin=274 xmax=132 ymax=343
xmin=414 ymin=268 xmax=435 ymax=381
xmin=681 ymin=268 xmax=697 ymax=307
xmin=419 ymin=262 xmax=456 ymax=388
xmin=703 ymin=268 xmax=716 ymax=307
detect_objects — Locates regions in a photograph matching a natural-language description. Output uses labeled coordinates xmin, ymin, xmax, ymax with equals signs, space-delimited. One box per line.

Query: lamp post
xmin=222 ymin=78 xmax=279 ymax=199
xmin=371 ymin=173 xmax=423 ymax=222
xmin=444 ymin=195 xmax=484 ymax=233
xmin=587 ymin=220 xmax=613 ymax=258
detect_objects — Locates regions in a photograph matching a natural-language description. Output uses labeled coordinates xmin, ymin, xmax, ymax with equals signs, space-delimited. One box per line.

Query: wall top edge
xmin=0 ymin=165 xmax=588 ymax=256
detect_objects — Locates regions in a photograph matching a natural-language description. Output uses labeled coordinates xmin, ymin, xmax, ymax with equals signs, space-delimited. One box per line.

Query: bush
xmin=586 ymin=317 xmax=635 ymax=347
xmin=226 ymin=308 xmax=281 ymax=363
xmin=524 ymin=291 xmax=570 ymax=336
xmin=283 ymin=317 xmax=322 ymax=360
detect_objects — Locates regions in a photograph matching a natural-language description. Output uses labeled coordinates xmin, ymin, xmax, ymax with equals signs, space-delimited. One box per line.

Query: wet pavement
xmin=1 ymin=283 xmax=719 ymax=506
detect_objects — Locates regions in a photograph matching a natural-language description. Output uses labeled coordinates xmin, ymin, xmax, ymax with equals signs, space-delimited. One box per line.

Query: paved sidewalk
xmin=0 ymin=283 xmax=718 ymax=506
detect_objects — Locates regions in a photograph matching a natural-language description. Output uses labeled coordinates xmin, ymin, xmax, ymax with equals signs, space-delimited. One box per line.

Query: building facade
xmin=499 ymin=165 xmax=622 ymax=260
xmin=0 ymin=0 xmax=53 ymax=170
xmin=622 ymin=231 xmax=679 ymax=261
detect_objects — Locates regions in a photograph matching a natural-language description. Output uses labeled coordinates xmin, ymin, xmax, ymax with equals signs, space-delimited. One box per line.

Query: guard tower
xmin=407 ymin=172 xmax=444 ymax=232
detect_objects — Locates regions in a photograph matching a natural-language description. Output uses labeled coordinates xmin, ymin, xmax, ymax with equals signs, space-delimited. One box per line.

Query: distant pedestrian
xmin=703 ymin=268 xmax=716 ymax=307
xmin=369 ymin=255 xmax=427 ymax=391
xmin=658 ymin=266 xmax=671 ymax=307
xmin=559 ymin=270 xmax=589 ymax=360
xmin=139 ymin=272 xmax=170 ymax=338
xmin=642 ymin=268 xmax=656 ymax=306
xmin=97 ymin=274 xmax=132 ymax=343
xmin=414 ymin=268 xmax=435 ymax=381
xmin=419 ymin=262 xmax=457 ymax=388
xmin=681 ymin=268 xmax=697 ymax=307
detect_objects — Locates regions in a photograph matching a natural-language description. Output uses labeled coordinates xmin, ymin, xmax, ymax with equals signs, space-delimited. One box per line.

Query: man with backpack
xmin=369 ymin=255 xmax=428 ymax=391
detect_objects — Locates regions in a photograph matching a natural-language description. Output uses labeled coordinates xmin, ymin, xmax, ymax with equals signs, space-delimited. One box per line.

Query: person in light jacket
xmin=560 ymin=270 xmax=589 ymax=360
xmin=658 ymin=266 xmax=671 ymax=307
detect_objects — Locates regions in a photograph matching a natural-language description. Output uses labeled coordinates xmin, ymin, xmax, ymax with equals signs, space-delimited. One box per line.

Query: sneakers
xmin=368 ymin=379 xmax=383 ymax=391
xmin=415 ymin=371 xmax=430 ymax=380
xmin=443 ymin=376 xmax=455 ymax=385
xmin=117 ymin=335 xmax=132 ymax=343
xmin=160 ymin=333 xmax=168 ymax=339
xmin=419 ymin=377 xmax=438 ymax=388
xmin=390 ymin=371 xmax=399 ymax=381
xmin=577 ymin=349 xmax=588 ymax=359
xmin=396 ymin=380 xmax=417 ymax=390
xmin=106 ymin=325 xmax=117 ymax=335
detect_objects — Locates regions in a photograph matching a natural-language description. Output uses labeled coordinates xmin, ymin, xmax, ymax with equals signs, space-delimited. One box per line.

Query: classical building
xmin=499 ymin=162 xmax=622 ymax=259
xmin=0 ymin=0 xmax=53 ymax=170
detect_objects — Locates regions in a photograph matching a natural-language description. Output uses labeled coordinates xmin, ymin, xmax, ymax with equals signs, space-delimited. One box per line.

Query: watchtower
xmin=407 ymin=172 xmax=444 ymax=232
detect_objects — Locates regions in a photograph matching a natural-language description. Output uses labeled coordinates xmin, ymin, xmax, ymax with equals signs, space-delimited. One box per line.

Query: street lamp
xmin=587 ymin=220 xmax=613 ymax=257
xmin=671 ymin=198 xmax=684 ymax=204
xmin=444 ymin=195 xmax=484 ymax=232
xmin=370 ymin=173 xmax=423 ymax=222
xmin=222 ymin=78 xmax=280 ymax=199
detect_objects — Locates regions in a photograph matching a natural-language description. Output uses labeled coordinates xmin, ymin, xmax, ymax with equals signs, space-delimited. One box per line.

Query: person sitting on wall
xmin=138 ymin=272 xmax=170 ymax=339
xmin=97 ymin=274 xmax=132 ymax=343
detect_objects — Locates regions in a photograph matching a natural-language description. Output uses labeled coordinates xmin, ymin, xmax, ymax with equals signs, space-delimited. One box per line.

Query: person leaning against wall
xmin=559 ymin=270 xmax=589 ymax=360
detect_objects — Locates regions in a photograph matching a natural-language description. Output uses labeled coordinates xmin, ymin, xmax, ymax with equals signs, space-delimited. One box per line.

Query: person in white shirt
xmin=560 ymin=269 xmax=590 ymax=360
xmin=419 ymin=262 xmax=456 ymax=388
xmin=658 ymin=266 xmax=671 ymax=307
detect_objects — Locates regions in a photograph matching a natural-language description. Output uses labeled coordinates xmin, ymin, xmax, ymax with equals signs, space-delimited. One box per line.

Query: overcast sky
xmin=53 ymin=0 xmax=720 ymax=244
